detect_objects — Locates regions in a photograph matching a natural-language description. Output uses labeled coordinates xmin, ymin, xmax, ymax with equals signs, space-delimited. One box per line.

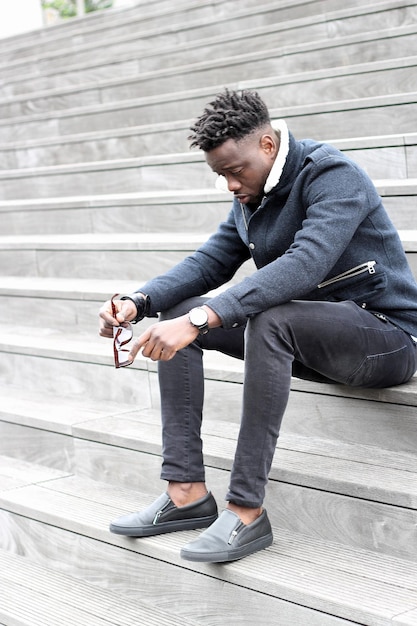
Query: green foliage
xmin=85 ymin=0 xmax=113 ymax=11
xmin=42 ymin=0 xmax=113 ymax=18
xmin=42 ymin=0 xmax=76 ymax=18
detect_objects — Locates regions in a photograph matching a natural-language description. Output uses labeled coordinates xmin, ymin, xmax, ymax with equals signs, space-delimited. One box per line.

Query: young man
xmin=99 ymin=89 xmax=417 ymax=563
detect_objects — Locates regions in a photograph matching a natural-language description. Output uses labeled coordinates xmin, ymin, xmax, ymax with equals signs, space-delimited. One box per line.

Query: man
xmin=99 ymin=89 xmax=417 ymax=563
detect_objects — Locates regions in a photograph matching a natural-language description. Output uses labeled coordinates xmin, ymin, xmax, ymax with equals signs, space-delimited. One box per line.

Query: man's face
xmin=205 ymin=130 xmax=278 ymax=206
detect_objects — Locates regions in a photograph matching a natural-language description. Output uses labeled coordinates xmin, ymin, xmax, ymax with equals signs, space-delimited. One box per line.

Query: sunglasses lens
xmin=113 ymin=323 xmax=133 ymax=368
xmin=114 ymin=324 xmax=133 ymax=344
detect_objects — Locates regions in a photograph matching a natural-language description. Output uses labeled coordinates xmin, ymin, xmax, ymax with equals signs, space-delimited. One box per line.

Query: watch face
xmin=190 ymin=308 xmax=208 ymax=326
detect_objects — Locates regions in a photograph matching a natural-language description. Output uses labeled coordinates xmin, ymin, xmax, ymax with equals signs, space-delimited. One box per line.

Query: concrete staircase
xmin=0 ymin=1 xmax=417 ymax=624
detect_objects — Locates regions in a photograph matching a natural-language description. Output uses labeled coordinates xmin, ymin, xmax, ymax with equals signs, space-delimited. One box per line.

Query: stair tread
xmin=1 ymin=114 xmax=416 ymax=152
xmin=0 ymin=276 xmax=141 ymax=299
xmin=0 ymin=178 xmax=415 ymax=211
xmin=2 ymin=384 xmax=417 ymax=472
xmin=0 ymin=549 xmax=200 ymax=626
xmin=0 ymin=229 xmax=416 ymax=247
xmin=1 ymin=381 xmax=416 ymax=464
xmin=0 ymin=463 xmax=416 ymax=625
xmin=2 ymin=45 xmax=416 ymax=110
xmin=0 ymin=0 xmax=292 ymax=67
xmin=0 ymin=0 xmax=406 ymax=76
xmin=0 ymin=384 xmax=132 ymax=434
xmin=0 ymin=231 xmax=210 ymax=248
xmin=0 ymin=0 xmax=210 ymax=54
xmin=0 ymin=80 xmax=415 ymax=129
xmin=0 ymin=328 xmax=416 ymax=402
xmin=0 ymin=188 xmax=226 ymax=208
xmin=0 ymin=455 xmax=70 ymax=489
xmin=0 ymin=146 xmax=416 ymax=184
xmin=0 ymin=385 xmax=416 ymax=506
xmin=4 ymin=41 xmax=415 ymax=108
xmin=0 ymin=150 xmax=204 ymax=177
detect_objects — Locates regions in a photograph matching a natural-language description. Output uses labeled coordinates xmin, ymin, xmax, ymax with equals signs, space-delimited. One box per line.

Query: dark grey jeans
xmin=158 ymin=298 xmax=416 ymax=508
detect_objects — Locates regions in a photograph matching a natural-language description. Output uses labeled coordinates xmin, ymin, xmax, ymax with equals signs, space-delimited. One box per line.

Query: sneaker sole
xmin=109 ymin=513 xmax=218 ymax=537
xmin=180 ymin=531 xmax=273 ymax=562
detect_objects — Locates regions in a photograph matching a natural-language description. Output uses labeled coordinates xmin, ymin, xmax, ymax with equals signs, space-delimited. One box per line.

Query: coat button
xmin=249 ymin=242 xmax=255 ymax=250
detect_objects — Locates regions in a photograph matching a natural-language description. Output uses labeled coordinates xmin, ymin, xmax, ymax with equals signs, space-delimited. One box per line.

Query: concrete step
xmin=0 ymin=457 xmax=416 ymax=625
xmin=1 ymin=41 xmax=417 ymax=120
xmin=2 ymin=6 xmax=415 ymax=98
xmin=0 ymin=0 xmax=402 ymax=69
xmin=0 ymin=228 xmax=415 ymax=280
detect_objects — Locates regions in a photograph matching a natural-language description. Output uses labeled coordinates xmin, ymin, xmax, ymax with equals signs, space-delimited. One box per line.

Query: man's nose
xmin=226 ymin=176 xmax=240 ymax=192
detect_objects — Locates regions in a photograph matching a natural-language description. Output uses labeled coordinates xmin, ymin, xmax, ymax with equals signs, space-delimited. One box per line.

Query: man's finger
xmin=128 ymin=330 xmax=151 ymax=360
xmin=99 ymin=301 xmax=119 ymax=326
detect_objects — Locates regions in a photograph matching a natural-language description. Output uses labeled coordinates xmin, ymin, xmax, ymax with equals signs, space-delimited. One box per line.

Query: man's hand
xmin=98 ymin=296 xmax=138 ymax=338
xmin=129 ymin=315 xmax=200 ymax=362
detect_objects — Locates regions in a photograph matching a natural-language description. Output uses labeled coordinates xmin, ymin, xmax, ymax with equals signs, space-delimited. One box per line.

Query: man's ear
xmin=260 ymin=133 xmax=279 ymax=158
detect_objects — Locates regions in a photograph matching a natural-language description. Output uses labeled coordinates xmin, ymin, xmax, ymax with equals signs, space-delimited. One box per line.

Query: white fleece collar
xmin=264 ymin=119 xmax=289 ymax=193
xmin=215 ymin=119 xmax=289 ymax=195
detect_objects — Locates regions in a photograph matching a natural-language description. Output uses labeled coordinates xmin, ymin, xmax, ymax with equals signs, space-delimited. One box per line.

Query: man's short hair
xmin=189 ymin=89 xmax=270 ymax=152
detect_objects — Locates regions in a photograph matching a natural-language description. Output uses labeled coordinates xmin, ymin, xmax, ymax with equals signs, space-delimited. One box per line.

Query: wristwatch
xmin=188 ymin=307 xmax=209 ymax=334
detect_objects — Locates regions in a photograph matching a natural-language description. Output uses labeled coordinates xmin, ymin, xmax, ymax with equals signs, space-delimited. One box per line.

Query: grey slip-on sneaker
xmin=180 ymin=508 xmax=273 ymax=562
xmin=110 ymin=491 xmax=218 ymax=537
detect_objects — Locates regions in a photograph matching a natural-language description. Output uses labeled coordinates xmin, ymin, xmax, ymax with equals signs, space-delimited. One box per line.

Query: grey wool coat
xmin=140 ymin=131 xmax=417 ymax=339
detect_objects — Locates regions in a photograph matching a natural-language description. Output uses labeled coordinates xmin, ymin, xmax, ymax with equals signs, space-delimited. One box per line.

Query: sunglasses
xmin=111 ymin=294 xmax=133 ymax=368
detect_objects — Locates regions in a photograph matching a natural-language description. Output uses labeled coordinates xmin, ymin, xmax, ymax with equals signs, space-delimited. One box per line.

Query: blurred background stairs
xmin=0 ymin=1 xmax=417 ymax=624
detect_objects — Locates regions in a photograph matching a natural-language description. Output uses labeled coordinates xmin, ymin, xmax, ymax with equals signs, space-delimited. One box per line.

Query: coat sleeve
xmin=138 ymin=208 xmax=251 ymax=315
